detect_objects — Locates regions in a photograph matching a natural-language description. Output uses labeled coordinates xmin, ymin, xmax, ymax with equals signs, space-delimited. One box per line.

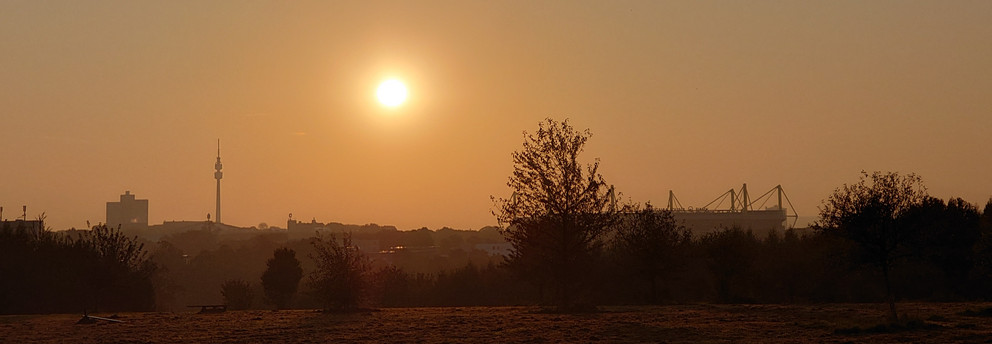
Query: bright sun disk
xmin=377 ymin=79 xmax=408 ymax=107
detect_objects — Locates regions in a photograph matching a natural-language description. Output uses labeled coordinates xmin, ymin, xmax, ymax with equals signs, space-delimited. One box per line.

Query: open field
xmin=3 ymin=303 xmax=992 ymax=343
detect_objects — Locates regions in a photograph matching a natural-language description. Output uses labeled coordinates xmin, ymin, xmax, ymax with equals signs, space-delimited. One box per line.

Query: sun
xmin=376 ymin=79 xmax=408 ymax=107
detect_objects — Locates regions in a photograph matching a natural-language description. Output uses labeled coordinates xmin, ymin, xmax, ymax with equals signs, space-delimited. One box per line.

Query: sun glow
xmin=376 ymin=79 xmax=408 ymax=107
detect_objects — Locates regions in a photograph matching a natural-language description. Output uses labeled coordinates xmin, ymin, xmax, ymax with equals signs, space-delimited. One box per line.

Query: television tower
xmin=214 ymin=139 xmax=223 ymax=224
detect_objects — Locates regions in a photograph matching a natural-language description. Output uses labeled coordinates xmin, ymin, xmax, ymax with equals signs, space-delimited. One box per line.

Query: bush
xmin=220 ymin=279 xmax=253 ymax=310
xmin=308 ymin=233 xmax=370 ymax=311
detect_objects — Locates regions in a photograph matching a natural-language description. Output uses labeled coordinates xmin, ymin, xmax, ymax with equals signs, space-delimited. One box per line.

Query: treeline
xmin=331 ymin=197 xmax=992 ymax=308
xmin=601 ymin=198 xmax=992 ymax=305
xmin=487 ymin=119 xmax=992 ymax=315
xmin=0 ymin=223 xmax=511 ymax=313
xmin=203 ymin=196 xmax=992 ymax=310
xmin=146 ymin=228 xmax=505 ymax=311
xmin=0 ymin=224 xmax=155 ymax=314
xmin=4 ymin=197 xmax=991 ymax=314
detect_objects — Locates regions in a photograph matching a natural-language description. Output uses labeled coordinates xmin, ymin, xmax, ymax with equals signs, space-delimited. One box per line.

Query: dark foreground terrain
xmin=3 ymin=303 xmax=992 ymax=343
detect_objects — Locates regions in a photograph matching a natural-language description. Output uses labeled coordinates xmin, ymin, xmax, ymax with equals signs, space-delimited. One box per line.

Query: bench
xmin=188 ymin=304 xmax=227 ymax=313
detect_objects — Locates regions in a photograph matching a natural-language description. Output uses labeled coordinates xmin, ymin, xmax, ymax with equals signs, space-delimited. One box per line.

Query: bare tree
xmin=221 ymin=279 xmax=254 ymax=310
xmin=815 ymin=171 xmax=927 ymax=321
xmin=611 ymin=203 xmax=691 ymax=303
xmin=493 ymin=118 xmax=621 ymax=311
xmin=83 ymin=224 xmax=156 ymax=312
xmin=308 ymin=232 xmax=369 ymax=311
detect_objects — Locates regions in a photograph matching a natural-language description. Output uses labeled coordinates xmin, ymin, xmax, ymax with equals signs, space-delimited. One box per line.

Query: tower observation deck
xmin=214 ymin=139 xmax=223 ymax=224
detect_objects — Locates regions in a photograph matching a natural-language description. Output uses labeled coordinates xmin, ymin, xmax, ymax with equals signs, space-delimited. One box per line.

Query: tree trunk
xmin=649 ymin=276 xmax=658 ymax=304
xmin=882 ymin=263 xmax=898 ymax=322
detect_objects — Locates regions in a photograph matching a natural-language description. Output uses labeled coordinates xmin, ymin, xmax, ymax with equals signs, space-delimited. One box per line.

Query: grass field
xmin=2 ymin=303 xmax=992 ymax=343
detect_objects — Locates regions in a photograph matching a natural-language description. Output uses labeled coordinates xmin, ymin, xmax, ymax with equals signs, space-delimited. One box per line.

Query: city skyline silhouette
xmin=1 ymin=1 xmax=989 ymax=232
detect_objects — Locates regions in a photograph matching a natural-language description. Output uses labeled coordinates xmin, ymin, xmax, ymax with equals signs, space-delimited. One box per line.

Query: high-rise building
xmin=106 ymin=191 xmax=148 ymax=231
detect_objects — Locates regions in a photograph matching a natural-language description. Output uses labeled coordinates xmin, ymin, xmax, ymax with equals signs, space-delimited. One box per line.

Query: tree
xmin=308 ymin=232 xmax=370 ymax=311
xmin=0 ymin=224 xmax=155 ymax=314
xmin=700 ymin=227 xmax=761 ymax=303
xmin=370 ymin=266 xmax=411 ymax=307
xmin=983 ymin=199 xmax=992 ymax=232
xmin=611 ymin=203 xmax=691 ymax=303
xmin=493 ymin=118 xmax=621 ymax=311
xmin=903 ymin=197 xmax=981 ymax=297
xmin=815 ymin=171 xmax=927 ymax=321
xmin=221 ymin=279 xmax=254 ymax=310
xmin=975 ymin=199 xmax=992 ymax=297
xmin=260 ymin=248 xmax=303 ymax=310
xmin=81 ymin=224 xmax=157 ymax=312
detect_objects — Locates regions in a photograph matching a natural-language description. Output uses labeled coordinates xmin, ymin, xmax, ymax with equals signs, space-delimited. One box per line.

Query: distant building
xmin=1 ymin=206 xmax=44 ymax=236
xmin=149 ymin=220 xmax=213 ymax=234
xmin=287 ymin=218 xmax=330 ymax=238
xmin=474 ymin=242 xmax=513 ymax=256
xmin=106 ymin=191 xmax=149 ymax=231
xmin=673 ymin=207 xmax=787 ymax=237
xmin=667 ymin=184 xmax=797 ymax=237
xmin=0 ymin=219 xmax=44 ymax=236
xmin=287 ymin=216 xmax=397 ymax=239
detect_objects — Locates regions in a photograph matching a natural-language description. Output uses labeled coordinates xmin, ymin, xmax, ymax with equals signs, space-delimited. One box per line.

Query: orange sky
xmin=2 ymin=1 xmax=990 ymax=231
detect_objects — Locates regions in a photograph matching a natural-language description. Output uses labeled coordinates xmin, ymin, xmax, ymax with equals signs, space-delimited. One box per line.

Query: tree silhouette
xmin=701 ymin=228 xmax=760 ymax=303
xmin=611 ymin=203 xmax=691 ymax=303
xmin=816 ymin=171 xmax=927 ymax=321
xmin=982 ymin=199 xmax=992 ymax=231
xmin=0 ymin=224 xmax=155 ymax=314
xmin=975 ymin=199 xmax=992 ymax=293
xmin=308 ymin=232 xmax=369 ymax=311
xmin=370 ymin=266 xmax=411 ymax=307
xmin=79 ymin=224 xmax=156 ymax=312
xmin=260 ymin=248 xmax=302 ymax=310
xmin=221 ymin=279 xmax=254 ymax=310
xmin=493 ymin=118 xmax=621 ymax=311
xmin=903 ymin=197 xmax=981 ymax=297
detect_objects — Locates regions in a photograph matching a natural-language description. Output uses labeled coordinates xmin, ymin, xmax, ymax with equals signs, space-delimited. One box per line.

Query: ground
xmin=3 ymin=303 xmax=992 ymax=343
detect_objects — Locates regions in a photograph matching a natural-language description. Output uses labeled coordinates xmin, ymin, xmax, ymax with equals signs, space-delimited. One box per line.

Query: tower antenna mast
xmin=214 ymin=139 xmax=223 ymax=224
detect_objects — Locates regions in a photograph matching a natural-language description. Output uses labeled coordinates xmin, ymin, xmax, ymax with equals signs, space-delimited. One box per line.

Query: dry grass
xmin=2 ymin=303 xmax=992 ymax=343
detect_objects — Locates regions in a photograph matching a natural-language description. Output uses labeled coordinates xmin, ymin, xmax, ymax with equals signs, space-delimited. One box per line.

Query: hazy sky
xmin=2 ymin=1 xmax=990 ymax=231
